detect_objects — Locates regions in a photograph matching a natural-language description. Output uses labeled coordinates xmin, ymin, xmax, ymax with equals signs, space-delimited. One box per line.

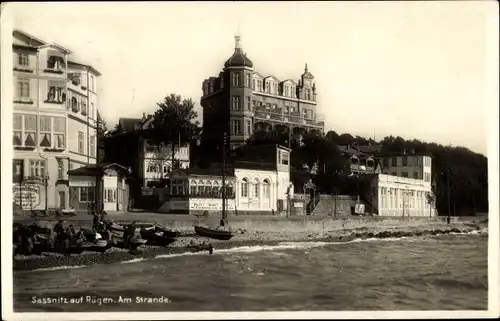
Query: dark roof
xmin=118 ymin=118 xmax=142 ymax=132
xmin=67 ymin=163 xmax=130 ymax=177
xmin=378 ymin=152 xmax=432 ymax=157
xmin=224 ymin=48 xmax=253 ymax=68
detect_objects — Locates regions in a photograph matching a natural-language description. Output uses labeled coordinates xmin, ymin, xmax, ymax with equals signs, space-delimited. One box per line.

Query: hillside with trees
xmin=243 ymin=128 xmax=488 ymax=217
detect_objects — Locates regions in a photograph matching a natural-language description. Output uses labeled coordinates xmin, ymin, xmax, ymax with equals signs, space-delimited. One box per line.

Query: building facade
xmin=200 ymin=34 xmax=325 ymax=151
xmin=379 ymin=153 xmax=433 ymax=183
xmin=12 ymin=29 xmax=101 ymax=211
xmin=373 ymin=174 xmax=436 ymax=217
xmin=104 ymin=114 xmax=190 ymax=195
xmin=159 ymin=145 xmax=293 ymax=215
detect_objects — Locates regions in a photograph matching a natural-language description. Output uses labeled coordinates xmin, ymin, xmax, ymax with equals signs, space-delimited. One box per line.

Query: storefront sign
xmin=169 ymin=200 xmax=189 ymax=211
xmin=189 ymin=198 xmax=235 ymax=211
xmin=13 ymin=184 xmax=41 ymax=210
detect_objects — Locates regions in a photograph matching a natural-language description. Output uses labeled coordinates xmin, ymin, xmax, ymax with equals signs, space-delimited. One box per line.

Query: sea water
xmin=13 ymin=234 xmax=488 ymax=311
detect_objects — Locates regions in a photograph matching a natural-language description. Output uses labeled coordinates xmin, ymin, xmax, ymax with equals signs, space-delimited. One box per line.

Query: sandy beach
xmin=12 ymin=215 xmax=488 ymax=271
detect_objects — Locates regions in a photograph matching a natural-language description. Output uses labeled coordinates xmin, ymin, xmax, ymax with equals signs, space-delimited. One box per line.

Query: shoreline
xmin=13 ymin=221 xmax=488 ymax=272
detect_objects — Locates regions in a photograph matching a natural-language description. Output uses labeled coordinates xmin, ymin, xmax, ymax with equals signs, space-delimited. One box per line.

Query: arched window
xmin=350 ymin=156 xmax=359 ymax=165
xmin=71 ymin=97 xmax=78 ymax=112
xmin=241 ymin=178 xmax=248 ymax=198
xmin=263 ymin=179 xmax=270 ymax=198
xmin=212 ymin=181 xmax=220 ymax=197
xmin=253 ymin=178 xmax=260 ymax=198
xmin=205 ymin=181 xmax=212 ymax=197
xmin=227 ymin=182 xmax=234 ymax=198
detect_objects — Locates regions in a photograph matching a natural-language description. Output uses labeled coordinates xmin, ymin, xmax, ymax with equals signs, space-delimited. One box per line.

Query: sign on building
xmin=13 ymin=184 xmax=41 ymax=210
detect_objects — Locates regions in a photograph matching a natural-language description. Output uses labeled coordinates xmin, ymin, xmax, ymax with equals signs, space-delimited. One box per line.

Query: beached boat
xmin=194 ymin=225 xmax=234 ymax=240
xmin=137 ymin=223 xmax=178 ymax=246
xmin=106 ymin=222 xmax=148 ymax=249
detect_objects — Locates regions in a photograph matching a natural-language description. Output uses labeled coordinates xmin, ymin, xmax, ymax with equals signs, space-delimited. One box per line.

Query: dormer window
xmin=220 ymin=76 xmax=224 ymax=88
xmin=252 ymin=79 xmax=256 ymax=90
xmin=305 ymin=88 xmax=311 ymax=100
xmin=209 ymin=81 xmax=214 ymax=93
xmin=290 ymin=86 xmax=295 ymax=98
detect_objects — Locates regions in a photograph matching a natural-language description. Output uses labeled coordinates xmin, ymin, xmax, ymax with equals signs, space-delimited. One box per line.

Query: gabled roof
xmin=263 ymin=75 xmax=280 ymax=82
xmin=13 ymin=29 xmax=47 ymax=47
xmin=68 ymin=60 xmax=101 ymax=76
xmin=67 ymin=163 xmax=130 ymax=177
xmin=252 ymin=72 xmax=264 ymax=79
xmin=118 ymin=118 xmax=142 ymax=132
xmin=282 ymin=79 xmax=297 ymax=85
xmin=38 ymin=43 xmax=72 ymax=54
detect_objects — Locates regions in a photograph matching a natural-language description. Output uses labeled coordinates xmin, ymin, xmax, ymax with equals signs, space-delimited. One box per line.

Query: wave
xmin=31 ymin=265 xmax=88 ymax=272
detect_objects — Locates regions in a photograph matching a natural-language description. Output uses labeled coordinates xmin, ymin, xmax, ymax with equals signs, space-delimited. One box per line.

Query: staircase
xmin=306 ymin=190 xmax=321 ymax=215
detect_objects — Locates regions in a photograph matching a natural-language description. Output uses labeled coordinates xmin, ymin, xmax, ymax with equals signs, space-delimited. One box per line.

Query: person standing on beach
xmin=93 ymin=213 xmax=100 ymax=231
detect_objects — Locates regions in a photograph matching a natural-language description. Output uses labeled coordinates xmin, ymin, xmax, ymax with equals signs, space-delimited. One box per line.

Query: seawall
xmin=138 ymin=215 xmax=486 ymax=234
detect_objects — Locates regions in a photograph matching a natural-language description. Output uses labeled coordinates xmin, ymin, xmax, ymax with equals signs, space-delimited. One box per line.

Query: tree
xmin=146 ymin=94 xmax=201 ymax=170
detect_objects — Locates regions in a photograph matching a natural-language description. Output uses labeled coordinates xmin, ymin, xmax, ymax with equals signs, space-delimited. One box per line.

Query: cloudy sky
xmin=6 ymin=1 xmax=498 ymax=155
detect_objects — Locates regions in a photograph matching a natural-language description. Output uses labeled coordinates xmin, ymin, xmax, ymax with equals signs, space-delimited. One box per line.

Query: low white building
xmin=373 ymin=174 xmax=437 ymax=217
xmin=158 ymin=145 xmax=293 ymax=215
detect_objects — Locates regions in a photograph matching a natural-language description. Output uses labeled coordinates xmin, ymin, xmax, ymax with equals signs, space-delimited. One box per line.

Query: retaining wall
xmin=148 ymin=215 xmax=469 ymax=233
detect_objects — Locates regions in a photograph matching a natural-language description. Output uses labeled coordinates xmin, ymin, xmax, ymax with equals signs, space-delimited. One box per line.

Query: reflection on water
xmin=14 ymin=235 xmax=488 ymax=311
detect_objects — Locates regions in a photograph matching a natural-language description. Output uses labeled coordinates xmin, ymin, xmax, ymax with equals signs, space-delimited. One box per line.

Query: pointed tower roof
xmin=302 ymin=63 xmax=314 ymax=79
xmin=224 ymin=31 xmax=253 ymax=68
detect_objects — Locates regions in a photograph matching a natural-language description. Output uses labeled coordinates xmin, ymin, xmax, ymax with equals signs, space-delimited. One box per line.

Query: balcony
xmin=253 ymin=108 xmax=325 ymax=129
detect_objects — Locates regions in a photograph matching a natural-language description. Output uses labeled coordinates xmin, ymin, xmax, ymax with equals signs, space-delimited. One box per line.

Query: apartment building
xmin=12 ymin=29 xmax=101 ymax=211
xmin=379 ymin=152 xmax=433 ymax=183
xmin=200 ymin=34 xmax=325 ymax=151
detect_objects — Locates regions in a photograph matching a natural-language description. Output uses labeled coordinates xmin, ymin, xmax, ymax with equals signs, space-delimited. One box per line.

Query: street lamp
xmin=42 ymin=174 xmax=50 ymax=214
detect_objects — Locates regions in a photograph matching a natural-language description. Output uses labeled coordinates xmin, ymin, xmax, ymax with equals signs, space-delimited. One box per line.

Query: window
xmin=246 ymin=97 xmax=251 ymax=110
xmin=105 ymin=189 xmax=117 ymax=203
xmin=57 ymin=159 xmax=64 ymax=179
xmin=39 ymin=116 xmax=51 ymax=147
xmin=257 ymin=80 xmax=263 ymax=92
xmin=263 ymin=179 xmax=270 ymax=198
xmin=13 ymin=159 xmax=24 ymax=183
xmin=220 ymin=76 xmax=224 ymax=88
xmin=245 ymin=74 xmax=251 ymax=87
xmin=402 ymin=172 xmax=408 ymax=178
xmin=241 ymin=178 xmax=248 ymax=197
xmin=54 ymin=117 xmax=65 ymax=148
xmin=391 ymin=158 xmax=397 ymax=166
xmin=90 ymin=135 xmax=96 ymax=157
xmin=266 ymin=82 xmax=271 ymax=93
xmin=402 ymin=156 xmax=408 ymax=166
xmin=79 ymin=187 xmax=95 ymax=202
xmin=13 ymin=114 xmax=36 ymax=147
xmin=383 ymin=158 xmax=389 ymax=167
xmin=78 ymin=131 xmax=84 ymax=154
xmin=246 ymin=120 xmax=251 ymax=135
xmin=413 ymin=172 xmax=419 ymax=179
xmin=29 ymin=160 xmax=45 ymax=177
xmin=232 ymin=96 xmax=240 ymax=110
xmin=290 ymin=87 xmax=295 ymax=97
xmin=252 ymin=79 xmax=256 ymax=90
xmin=253 ymin=179 xmax=260 ymax=198
xmin=16 ymin=78 xmax=30 ymax=98
xmin=281 ymin=151 xmax=289 ymax=165
xmin=209 ymin=81 xmax=214 ymax=93
xmin=90 ymin=102 xmax=95 ymax=119
xmin=18 ymin=52 xmax=29 ymax=66
xmin=391 ymin=172 xmax=397 ymax=176
xmin=233 ymin=72 xmax=240 ymax=87
xmin=81 ymin=101 xmax=87 ymax=115
xmin=47 ymin=56 xmax=64 ymax=70
xmin=47 ymin=83 xmax=65 ymax=103
xmin=232 ymin=119 xmax=241 ymax=134
xmin=90 ymin=75 xmax=95 ymax=91
xmin=284 ymin=86 xmax=289 ymax=97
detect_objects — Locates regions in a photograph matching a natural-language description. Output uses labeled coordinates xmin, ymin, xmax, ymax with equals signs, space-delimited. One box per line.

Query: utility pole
xmin=222 ymin=131 xmax=228 ymax=224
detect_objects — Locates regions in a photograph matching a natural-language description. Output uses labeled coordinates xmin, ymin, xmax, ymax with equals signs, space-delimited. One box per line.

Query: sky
xmin=5 ymin=1 xmax=498 ymax=156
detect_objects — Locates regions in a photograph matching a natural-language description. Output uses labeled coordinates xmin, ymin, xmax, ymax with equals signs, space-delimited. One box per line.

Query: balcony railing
xmin=253 ymin=108 xmax=325 ymax=128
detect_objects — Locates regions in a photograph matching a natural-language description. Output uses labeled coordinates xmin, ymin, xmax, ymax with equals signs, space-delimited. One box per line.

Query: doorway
xmin=59 ymin=191 xmax=66 ymax=209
